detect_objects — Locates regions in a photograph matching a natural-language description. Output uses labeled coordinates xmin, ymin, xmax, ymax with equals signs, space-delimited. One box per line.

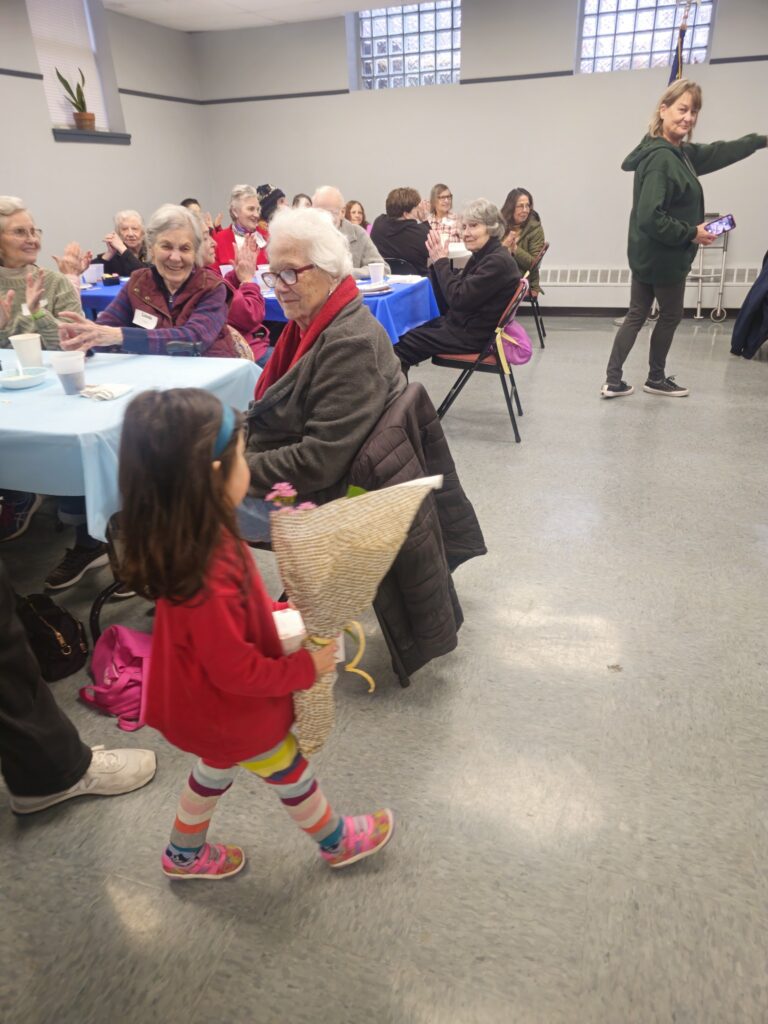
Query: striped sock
xmin=241 ymin=734 xmax=343 ymax=851
xmin=166 ymin=760 xmax=236 ymax=865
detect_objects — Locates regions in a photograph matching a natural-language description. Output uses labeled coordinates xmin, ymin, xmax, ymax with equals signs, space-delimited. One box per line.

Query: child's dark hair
xmin=118 ymin=388 xmax=245 ymax=602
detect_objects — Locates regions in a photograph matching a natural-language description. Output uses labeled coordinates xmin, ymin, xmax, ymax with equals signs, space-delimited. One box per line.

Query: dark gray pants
xmin=606 ymin=276 xmax=686 ymax=386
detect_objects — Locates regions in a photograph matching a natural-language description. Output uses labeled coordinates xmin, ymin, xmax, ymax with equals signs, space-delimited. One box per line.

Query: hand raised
xmin=103 ymin=231 xmax=126 ymax=256
xmin=53 ymin=242 xmax=93 ymax=276
xmin=235 ymin=240 xmax=258 ymax=283
xmin=25 ymin=267 xmax=46 ymax=314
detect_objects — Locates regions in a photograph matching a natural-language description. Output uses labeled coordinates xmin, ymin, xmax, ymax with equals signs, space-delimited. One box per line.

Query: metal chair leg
xmin=437 ymin=364 xmax=476 ymax=418
xmin=498 ymin=373 xmax=521 ymax=443
xmin=508 ymin=367 xmax=523 ymax=416
xmin=89 ymin=580 xmax=126 ymax=643
xmin=531 ymin=297 xmax=545 ymax=348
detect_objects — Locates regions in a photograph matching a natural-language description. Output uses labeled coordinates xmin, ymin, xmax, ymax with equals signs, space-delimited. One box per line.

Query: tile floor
xmin=2 ymin=315 xmax=767 ymax=1024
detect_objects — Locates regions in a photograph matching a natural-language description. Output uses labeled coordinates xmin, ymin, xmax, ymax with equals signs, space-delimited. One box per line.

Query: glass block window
xmin=358 ymin=2 xmax=461 ymax=90
xmin=577 ymin=0 xmax=715 ymax=74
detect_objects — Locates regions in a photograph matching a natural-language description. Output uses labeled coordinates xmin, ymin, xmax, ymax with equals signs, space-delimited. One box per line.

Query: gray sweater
xmin=339 ymin=220 xmax=390 ymax=279
xmin=0 ymin=266 xmax=82 ymax=349
xmin=246 ymin=294 xmax=406 ymax=501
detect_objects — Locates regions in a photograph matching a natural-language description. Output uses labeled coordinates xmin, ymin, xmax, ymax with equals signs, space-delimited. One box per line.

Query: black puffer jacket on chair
xmin=349 ymin=382 xmax=486 ymax=681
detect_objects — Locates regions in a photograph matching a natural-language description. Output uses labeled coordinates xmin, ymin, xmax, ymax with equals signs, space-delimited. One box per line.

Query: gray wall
xmin=1 ymin=0 xmax=766 ymax=306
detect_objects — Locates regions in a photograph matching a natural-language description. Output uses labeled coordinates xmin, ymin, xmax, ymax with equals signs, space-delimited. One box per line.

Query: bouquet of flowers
xmin=269 ymin=476 xmax=442 ymax=754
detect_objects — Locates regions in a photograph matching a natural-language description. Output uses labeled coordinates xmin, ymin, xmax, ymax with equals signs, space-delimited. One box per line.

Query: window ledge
xmin=52 ymin=128 xmax=131 ymax=145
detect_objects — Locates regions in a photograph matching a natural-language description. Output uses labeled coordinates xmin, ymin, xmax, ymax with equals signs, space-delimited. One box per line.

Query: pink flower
xmin=295 ymin=502 xmax=317 ymax=511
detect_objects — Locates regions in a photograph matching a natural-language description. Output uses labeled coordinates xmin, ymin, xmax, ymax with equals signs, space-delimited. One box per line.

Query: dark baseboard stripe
xmin=461 ymin=69 xmax=573 ymax=85
xmin=0 ymin=66 xmax=43 ymax=80
xmin=200 ymin=88 xmax=349 ymax=105
xmin=119 ymin=87 xmax=202 ymax=105
xmin=710 ymin=54 xmax=768 ymax=65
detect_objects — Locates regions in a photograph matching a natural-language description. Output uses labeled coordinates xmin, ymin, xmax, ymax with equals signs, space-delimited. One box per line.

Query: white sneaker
xmin=9 ymin=745 xmax=156 ymax=814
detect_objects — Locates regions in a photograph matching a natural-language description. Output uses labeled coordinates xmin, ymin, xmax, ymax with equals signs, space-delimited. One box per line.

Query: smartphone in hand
xmin=704 ymin=214 xmax=736 ymax=236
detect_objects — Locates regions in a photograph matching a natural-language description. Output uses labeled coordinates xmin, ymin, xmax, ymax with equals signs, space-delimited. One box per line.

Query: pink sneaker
xmin=161 ymin=842 xmax=245 ymax=880
xmin=320 ymin=809 xmax=395 ymax=869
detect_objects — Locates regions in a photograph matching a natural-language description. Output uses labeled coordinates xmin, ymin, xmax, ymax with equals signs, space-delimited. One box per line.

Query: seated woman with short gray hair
xmin=239 ymin=206 xmax=406 ymax=541
xmin=59 ymin=204 xmax=236 ymax=358
xmin=395 ymin=198 xmax=521 ymax=369
xmin=97 ymin=209 xmax=149 ymax=277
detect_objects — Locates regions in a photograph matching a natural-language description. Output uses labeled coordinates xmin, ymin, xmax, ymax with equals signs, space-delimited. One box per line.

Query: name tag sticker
xmin=132 ymin=310 xmax=158 ymax=329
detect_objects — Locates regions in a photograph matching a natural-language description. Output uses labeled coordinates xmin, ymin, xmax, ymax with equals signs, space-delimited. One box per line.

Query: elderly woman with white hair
xmin=239 ymin=206 xmax=406 ymax=541
xmin=395 ymin=198 xmax=521 ymax=370
xmin=98 ymin=209 xmax=149 ymax=277
xmin=59 ymin=204 xmax=236 ymax=358
xmin=214 ymin=184 xmax=269 ymax=270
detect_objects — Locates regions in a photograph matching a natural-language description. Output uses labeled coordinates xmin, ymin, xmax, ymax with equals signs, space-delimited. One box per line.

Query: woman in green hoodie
xmin=602 ymin=78 xmax=766 ymax=399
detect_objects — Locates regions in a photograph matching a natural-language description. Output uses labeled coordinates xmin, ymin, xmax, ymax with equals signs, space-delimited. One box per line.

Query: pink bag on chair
xmin=79 ymin=626 xmax=151 ymax=732
xmin=499 ymin=319 xmax=533 ymax=366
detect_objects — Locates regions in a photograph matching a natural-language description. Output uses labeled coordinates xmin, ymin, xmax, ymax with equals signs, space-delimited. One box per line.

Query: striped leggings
xmin=168 ymin=733 xmax=343 ymax=858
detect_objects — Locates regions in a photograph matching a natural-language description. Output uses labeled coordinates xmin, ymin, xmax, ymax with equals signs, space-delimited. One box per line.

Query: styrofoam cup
xmin=368 ymin=262 xmax=385 ymax=284
xmin=10 ymin=333 xmax=43 ymax=368
xmin=50 ymin=350 xmax=86 ymax=394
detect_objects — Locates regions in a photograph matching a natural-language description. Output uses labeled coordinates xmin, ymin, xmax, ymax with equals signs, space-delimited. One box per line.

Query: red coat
xmin=215 ymin=225 xmax=269 ymax=268
xmin=208 ymin=265 xmax=268 ymax=361
xmin=145 ymin=536 xmax=315 ymax=766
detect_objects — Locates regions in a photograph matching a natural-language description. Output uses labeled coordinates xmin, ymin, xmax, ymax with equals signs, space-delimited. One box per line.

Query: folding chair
xmin=524 ymin=241 xmax=549 ymax=349
xmin=431 ymin=278 xmax=530 ymax=443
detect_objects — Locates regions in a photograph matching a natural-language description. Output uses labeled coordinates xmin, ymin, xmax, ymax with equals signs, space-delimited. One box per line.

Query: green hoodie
xmin=622 ymin=132 xmax=766 ymax=286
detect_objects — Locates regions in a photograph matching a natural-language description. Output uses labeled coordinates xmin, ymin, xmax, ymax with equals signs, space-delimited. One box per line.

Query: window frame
xmin=575 ymin=0 xmax=718 ymax=76
xmin=349 ymin=1 xmax=462 ymax=92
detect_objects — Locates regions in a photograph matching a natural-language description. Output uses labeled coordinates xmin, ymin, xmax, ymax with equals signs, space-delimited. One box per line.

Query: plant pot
xmin=73 ymin=111 xmax=96 ymax=131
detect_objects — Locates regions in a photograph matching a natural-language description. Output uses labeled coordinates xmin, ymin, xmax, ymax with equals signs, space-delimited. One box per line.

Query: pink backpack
xmin=79 ymin=626 xmax=151 ymax=732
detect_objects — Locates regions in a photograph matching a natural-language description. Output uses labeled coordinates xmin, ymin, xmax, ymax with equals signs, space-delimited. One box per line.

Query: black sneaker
xmin=601 ymin=381 xmax=634 ymax=399
xmin=643 ymin=376 xmax=689 ymax=397
xmin=45 ymin=544 xmax=109 ymax=590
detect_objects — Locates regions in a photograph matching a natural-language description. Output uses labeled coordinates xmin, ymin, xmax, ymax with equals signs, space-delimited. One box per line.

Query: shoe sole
xmin=601 ymin=388 xmax=634 ymax=399
xmin=642 ymin=386 xmax=689 ymax=397
xmin=45 ymin=552 xmax=109 ymax=590
xmin=9 ymin=762 xmax=156 ymax=814
xmin=0 ymin=493 xmax=43 ymax=542
xmin=328 ymin=810 xmax=396 ymax=869
xmin=162 ymin=854 xmax=247 ymax=881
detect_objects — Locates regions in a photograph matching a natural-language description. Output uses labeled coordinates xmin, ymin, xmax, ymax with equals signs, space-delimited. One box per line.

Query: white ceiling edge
xmin=103 ymin=0 xmax=384 ymax=33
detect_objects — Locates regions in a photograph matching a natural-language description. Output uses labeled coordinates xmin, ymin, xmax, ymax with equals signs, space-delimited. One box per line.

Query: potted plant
xmin=55 ymin=67 xmax=95 ymax=131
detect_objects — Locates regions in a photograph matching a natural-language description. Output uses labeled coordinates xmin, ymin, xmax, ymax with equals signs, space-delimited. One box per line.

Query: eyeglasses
xmin=261 ymin=264 xmax=315 ymax=288
xmin=4 ymin=227 xmax=42 ymax=240
xmin=438 ymin=193 xmax=453 ymax=201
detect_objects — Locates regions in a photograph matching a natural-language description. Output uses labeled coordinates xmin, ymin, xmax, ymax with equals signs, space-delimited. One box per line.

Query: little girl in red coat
xmin=118 ymin=388 xmax=394 ymax=880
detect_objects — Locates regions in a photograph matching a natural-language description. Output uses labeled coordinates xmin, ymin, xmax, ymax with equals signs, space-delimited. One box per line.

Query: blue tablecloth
xmin=82 ymin=278 xmax=440 ymax=345
xmin=0 ymin=352 xmax=260 ymax=541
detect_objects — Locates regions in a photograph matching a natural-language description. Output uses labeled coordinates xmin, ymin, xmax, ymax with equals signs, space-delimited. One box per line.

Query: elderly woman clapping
xmin=214 ymin=184 xmax=269 ymax=269
xmin=238 ymin=206 xmax=406 ymax=541
xmin=98 ymin=209 xmax=149 ymax=277
xmin=0 ymin=195 xmax=83 ymax=350
xmin=60 ymin=204 xmax=237 ymax=357
xmin=396 ymin=198 xmax=521 ymax=369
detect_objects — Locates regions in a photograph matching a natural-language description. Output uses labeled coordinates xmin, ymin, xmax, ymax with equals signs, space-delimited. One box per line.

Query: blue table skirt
xmin=81 ymin=277 xmax=440 ymax=345
xmin=0 ymin=352 xmax=260 ymax=541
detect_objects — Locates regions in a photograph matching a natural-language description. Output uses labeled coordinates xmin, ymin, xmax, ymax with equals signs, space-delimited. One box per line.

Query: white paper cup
xmin=50 ymin=350 xmax=86 ymax=394
xmin=83 ymin=262 xmax=103 ymax=285
xmin=368 ymin=262 xmax=385 ymax=284
xmin=10 ymin=333 xmax=43 ymax=368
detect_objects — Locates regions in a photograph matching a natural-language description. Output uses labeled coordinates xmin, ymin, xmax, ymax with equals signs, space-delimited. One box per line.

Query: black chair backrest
xmin=386 ymin=257 xmax=422 ymax=276
xmin=527 ymin=241 xmax=550 ymax=275
xmin=496 ymin=278 xmax=530 ymax=334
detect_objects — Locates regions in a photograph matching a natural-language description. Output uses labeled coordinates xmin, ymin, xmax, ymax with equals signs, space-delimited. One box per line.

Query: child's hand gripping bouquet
xmin=268 ymin=476 xmax=443 ymax=755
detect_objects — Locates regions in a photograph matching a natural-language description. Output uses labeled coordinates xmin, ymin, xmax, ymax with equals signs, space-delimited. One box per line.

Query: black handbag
xmin=15 ymin=593 xmax=89 ymax=682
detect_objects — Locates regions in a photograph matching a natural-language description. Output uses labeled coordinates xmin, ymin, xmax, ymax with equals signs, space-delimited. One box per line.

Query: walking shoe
xmin=9 ymin=745 xmax=156 ymax=814
xmin=600 ymin=381 xmax=634 ymax=399
xmin=44 ymin=543 xmax=109 ymax=590
xmin=320 ymin=809 xmax=395 ymax=869
xmin=643 ymin=376 xmax=689 ymax=397
xmin=0 ymin=492 xmax=42 ymax=542
xmin=161 ymin=842 xmax=246 ymax=880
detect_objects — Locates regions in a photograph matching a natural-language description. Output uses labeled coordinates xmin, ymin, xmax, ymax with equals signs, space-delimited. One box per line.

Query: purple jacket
xmin=98 ymin=266 xmax=236 ymax=358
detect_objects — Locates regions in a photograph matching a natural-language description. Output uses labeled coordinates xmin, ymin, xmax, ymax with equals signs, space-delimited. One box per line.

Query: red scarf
xmin=254 ymin=275 xmax=358 ymax=399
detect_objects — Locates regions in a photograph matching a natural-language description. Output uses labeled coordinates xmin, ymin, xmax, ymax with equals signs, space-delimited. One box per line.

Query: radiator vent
xmin=538 ymin=266 xmax=760 ymax=286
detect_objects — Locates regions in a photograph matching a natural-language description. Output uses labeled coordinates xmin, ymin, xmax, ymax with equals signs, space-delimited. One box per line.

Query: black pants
xmin=605 ymin=276 xmax=686 ymax=386
xmin=0 ymin=560 xmax=91 ymax=797
xmin=396 ymin=317 xmax=485 ymax=369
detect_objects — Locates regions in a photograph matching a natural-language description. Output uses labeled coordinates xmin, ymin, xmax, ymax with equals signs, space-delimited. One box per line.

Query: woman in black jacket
xmin=396 ymin=198 xmax=521 ymax=369
xmin=96 ymin=209 xmax=149 ymax=277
